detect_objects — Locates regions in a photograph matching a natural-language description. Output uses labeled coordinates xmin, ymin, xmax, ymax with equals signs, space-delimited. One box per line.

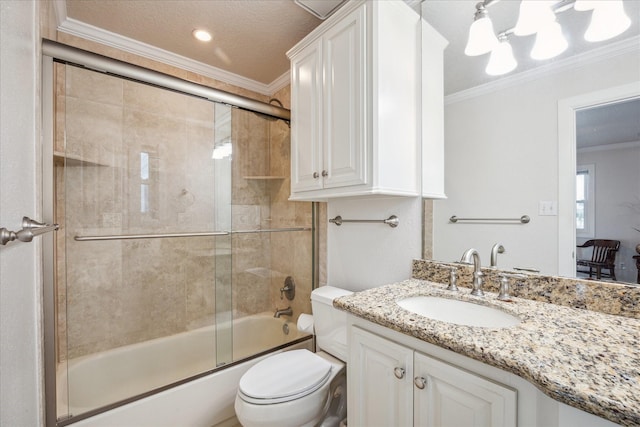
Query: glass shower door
xmin=54 ymin=63 xmax=233 ymax=418
xmin=213 ymin=103 xmax=234 ymax=367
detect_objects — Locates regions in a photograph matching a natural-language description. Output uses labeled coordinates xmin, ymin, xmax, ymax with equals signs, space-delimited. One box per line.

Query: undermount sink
xmin=397 ymin=296 xmax=521 ymax=328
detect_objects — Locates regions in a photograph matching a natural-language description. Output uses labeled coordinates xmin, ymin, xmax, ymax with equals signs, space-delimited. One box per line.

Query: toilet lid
xmin=238 ymin=349 xmax=332 ymax=403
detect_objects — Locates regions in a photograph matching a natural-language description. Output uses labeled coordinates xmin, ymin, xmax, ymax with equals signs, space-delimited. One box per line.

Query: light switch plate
xmin=539 ymin=201 xmax=558 ymax=216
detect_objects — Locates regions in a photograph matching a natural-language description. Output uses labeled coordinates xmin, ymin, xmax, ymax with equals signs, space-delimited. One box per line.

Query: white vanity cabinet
xmin=288 ymin=0 xmax=440 ymax=201
xmin=347 ymin=315 xmax=622 ymax=427
xmin=349 ymin=326 xmax=413 ymax=426
xmin=349 ymin=326 xmax=516 ymax=427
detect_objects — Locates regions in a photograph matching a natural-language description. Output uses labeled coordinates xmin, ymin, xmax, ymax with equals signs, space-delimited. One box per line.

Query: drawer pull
xmin=414 ymin=376 xmax=427 ymax=389
xmin=313 ymin=172 xmax=319 ymax=179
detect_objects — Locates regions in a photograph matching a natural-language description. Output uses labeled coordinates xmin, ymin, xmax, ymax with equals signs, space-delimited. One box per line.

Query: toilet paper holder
xmin=297 ymin=313 xmax=314 ymax=334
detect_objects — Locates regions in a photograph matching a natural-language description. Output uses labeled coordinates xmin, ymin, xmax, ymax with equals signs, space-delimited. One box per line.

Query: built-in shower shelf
xmin=243 ymin=176 xmax=286 ymax=180
xmin=54 ymin=152 xmax=109 ymax=167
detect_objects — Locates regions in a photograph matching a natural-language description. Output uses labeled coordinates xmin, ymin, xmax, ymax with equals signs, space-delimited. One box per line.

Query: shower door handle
xmin=1 ymin=216 xmax=59 ymax=245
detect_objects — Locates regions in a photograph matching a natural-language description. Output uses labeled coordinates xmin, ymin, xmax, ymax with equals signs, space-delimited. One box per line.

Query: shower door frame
xmin=41 ymin=42 xmax=315 ymax=427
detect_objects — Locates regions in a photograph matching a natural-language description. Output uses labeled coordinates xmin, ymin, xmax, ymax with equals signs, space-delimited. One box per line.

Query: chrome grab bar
xmin=1 ymin=216 xmax=60 ymax=246
xmin=449 ymin=215 xmax=530 ymax=224
xmin=329 ymin=215 xmax=399 ymax=228
xmin=74 ymin=227 xmax=312 ymax=241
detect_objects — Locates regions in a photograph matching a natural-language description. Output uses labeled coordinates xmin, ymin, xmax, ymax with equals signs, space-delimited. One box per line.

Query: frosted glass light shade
xmin=584 ymin=0 xmax=631 ymax=42
xmin=531 ymin=21 xmax=568 ymax=60
xmin=486 ymin=40 xmax=517 ymax=75
xmin=465 ymin=16 xmax=499 ymax=56
xmin=514 ymin=0 xmax=558 ymax=36
xmin=573 ymin=0 xmax=598 ymax=11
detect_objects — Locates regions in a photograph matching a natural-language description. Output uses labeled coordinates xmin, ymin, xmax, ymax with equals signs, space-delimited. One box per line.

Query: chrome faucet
xmin=274 ymin=306 xmax=293 ymax=318
xmin=490 ymin=243 xmax=505 ymax=267
xmin=461 ymin=248 xmax=484 ymax=296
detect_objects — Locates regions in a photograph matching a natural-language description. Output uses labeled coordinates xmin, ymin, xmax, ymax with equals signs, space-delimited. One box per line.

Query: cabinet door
xmin=322 ymin=5 xmax=367 ymax=189
xmin=413 ymin=352 xmax=517 ymax=427
xmin=290 ymin=39 xmax=323 ymax=193
xmin=349 ymin=326 xmax=413 ymax=427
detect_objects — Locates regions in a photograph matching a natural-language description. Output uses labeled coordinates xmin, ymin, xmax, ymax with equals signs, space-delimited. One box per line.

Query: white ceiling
xmin=60 ymin=0 xmax=639 ymax=145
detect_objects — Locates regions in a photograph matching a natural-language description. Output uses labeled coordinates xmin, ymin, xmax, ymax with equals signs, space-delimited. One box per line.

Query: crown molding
xmin=403 ymin=0 xmax=422 ymax=13
xmin=55 ymin=16 xmax=279 ymax=96
xmin=268 ymin=71 xmax=291 ymax=95
xmin=445 ymin=35 xmax=640 ymax=106
xmin=53 ymin=0 xmax=67 ymax=27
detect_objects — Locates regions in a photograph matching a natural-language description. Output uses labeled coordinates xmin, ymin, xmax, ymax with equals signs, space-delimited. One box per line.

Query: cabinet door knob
xmin=393 ymin=367 xmax=405 ymax=379
xmin=321 ymin=170 xmax=328 ymax=177
xmin=313 ymin=172 xmax=319 ymax=179
xmin=414 ymin=376 xmax=427 ymax=390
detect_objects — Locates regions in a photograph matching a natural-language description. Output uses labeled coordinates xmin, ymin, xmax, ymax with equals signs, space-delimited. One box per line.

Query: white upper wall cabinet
xmin=288 ymin=0 xmax=446 ymax=201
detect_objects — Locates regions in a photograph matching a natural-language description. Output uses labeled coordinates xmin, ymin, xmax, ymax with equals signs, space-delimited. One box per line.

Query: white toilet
xmin=234 ymin=286 xmax=352 ymax=427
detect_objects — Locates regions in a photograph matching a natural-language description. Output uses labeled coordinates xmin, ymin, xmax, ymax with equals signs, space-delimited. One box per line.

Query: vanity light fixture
xmin=573 ymin=0 xmax=597 ymax=11
xmin=513 ymin=0 xmax=557 ymax=36
xmin=530 ymin=20 xmax=568 ymax=60
xmin=192 ymin=29 xmax=212 ymax=42
xmin=485 ymin=34 xmax=517 ymax=76
xmin=465 ymin=0 xmax=632 ymax=76
xmin=583 ymin=0 xmax=632 ymax=42
xmin=464 ymin=4 xmax=499 ymax=56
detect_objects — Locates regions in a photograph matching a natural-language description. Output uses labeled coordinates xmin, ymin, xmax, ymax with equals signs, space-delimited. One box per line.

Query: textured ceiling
xmin=576 ymin=98 xmax=640 ymax=148
xmin=66 ymin=0 xmax=323 ymax=85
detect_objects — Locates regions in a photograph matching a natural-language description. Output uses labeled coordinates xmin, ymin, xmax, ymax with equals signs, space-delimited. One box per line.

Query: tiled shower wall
xmin=55 ymin=65 xmax=312 ymax=360
xmin=267 ymin=85 xmax=315 ymax=316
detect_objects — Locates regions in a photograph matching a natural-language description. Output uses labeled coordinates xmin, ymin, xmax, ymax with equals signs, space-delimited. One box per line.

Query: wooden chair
xmin=576 ymin=239 xmax=621 ymax=280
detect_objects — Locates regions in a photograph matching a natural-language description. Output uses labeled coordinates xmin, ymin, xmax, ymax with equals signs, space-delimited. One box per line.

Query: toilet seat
xmin=238 ymin=349 xmax=332 ymax=405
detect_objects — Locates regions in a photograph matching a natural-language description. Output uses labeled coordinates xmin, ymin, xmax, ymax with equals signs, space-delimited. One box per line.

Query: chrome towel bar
xmin=75 ymin=231 xmax=229 ymax=241
xmin=329 ymin=215 xmax=399 ymax=228
xmin=449 ymin=215 xmax=530 ymax=224
xmin=74 ymin=227 xmax=312 ymax=241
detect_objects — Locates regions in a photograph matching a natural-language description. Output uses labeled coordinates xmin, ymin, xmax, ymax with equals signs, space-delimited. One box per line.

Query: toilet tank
xmin=310 ymin=286 xmax=353 ymax=361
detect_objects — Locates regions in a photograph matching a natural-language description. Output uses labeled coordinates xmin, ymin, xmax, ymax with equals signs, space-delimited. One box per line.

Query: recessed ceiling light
xmin=192 ymin=29 xmax=212 ymax=42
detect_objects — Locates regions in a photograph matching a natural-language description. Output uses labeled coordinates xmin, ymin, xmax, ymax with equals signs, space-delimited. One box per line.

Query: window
xmin=576 ymin=164 xmax=595 ymax=237
xmin=140 ymin=151 xmax=150 ymax=213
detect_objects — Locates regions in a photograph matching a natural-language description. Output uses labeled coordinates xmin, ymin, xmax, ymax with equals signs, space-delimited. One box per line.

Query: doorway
xmin=557 ymin=82 xmax=640 ymax=283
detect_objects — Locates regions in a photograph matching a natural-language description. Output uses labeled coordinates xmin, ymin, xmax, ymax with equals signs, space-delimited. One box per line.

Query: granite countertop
xmin=334 ymin=279 xmax=640 ymax=426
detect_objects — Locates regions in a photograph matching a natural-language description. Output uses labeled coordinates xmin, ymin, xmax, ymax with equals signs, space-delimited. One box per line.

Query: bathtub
xmin=58 ymin=312 xmax=312 ymax=426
